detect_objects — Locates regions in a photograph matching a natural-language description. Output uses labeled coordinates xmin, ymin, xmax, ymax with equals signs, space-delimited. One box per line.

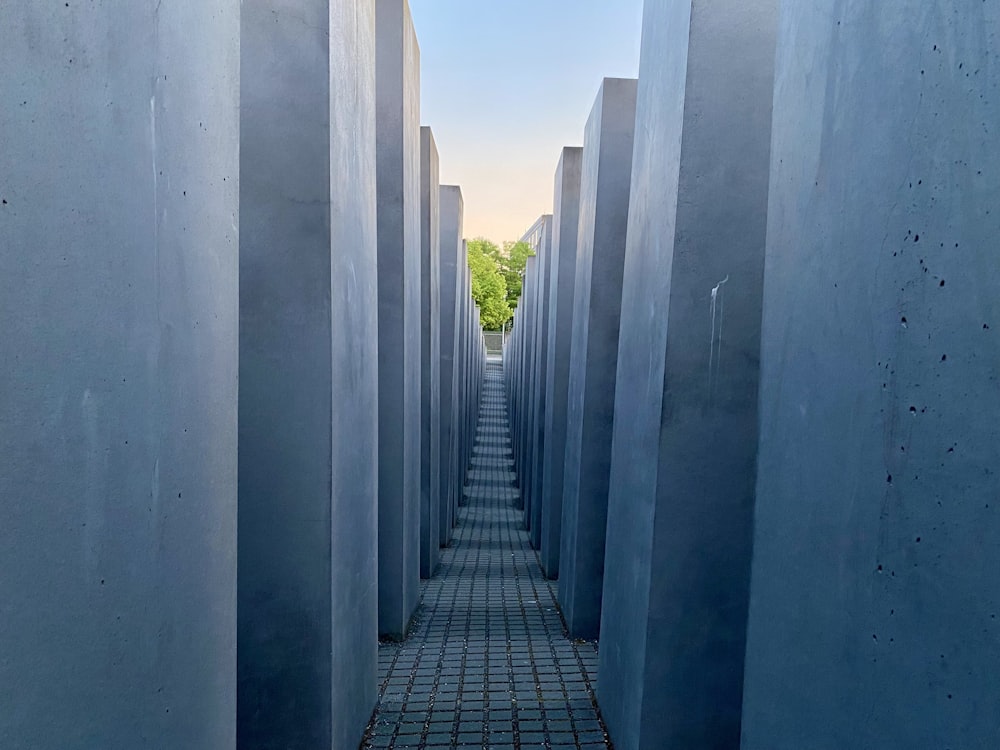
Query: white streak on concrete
xmin=709 ymin=275 xmax=729 ymax=400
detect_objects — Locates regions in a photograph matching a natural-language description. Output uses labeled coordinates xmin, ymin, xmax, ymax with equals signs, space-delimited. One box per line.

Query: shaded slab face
xmin=419 ymin=126 xmax=441 ymax=579
xmin=540 ymin=147 xmax=584 ymax=579
xmin=438 ymin=186 xmax=464 ymax=546
xmin=598 ymin=2 xmax=778 ymax=748
xmin=741 ymin=3 xmax=1000 ymax=749
xmin=239 ymin=1 xmax=379 ymax=747
xmin=0 ymin=2 xmax=238 ymax=747
xmin=558 ymin=78 xmax=637 ymax=641
xmin=376 ymin=0 xmax=421 ymax=641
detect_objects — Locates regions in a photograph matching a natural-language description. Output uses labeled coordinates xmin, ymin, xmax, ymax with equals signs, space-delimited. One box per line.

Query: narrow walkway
xmin=362 ymin=359 xmax=612 ymax=749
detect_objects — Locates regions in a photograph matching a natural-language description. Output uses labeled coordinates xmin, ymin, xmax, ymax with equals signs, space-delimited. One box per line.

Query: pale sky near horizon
xmin=409 ymin=0 xmax=645 ymax=243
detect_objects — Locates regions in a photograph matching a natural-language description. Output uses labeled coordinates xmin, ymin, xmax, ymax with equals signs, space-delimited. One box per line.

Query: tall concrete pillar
xmin=518 ymin=255 xmax=538 ymax=514
xmin=510 ymin=291 xmax=522 ymax=452
xmin=558 ymin=78 xmax=637 ymax=640
xmin=529 ymin=217 xmax=554 ymax=549
xmin=452 ymin=259 xmax=467 ymax=515
xmin=0 ymin=3 xmax=238 ymax=747
xmin=465 ymin=263 xmax=474 ymax=487
xmin=438 ymin=186 xmax=464 ymax=545
xmin=741 ymin=4 xmax=1000 ymax=748
xmin=460 ymin=261 xmax=474 ymax=501
xmin=516 ymin=283 xmax=527 ymax=458
xmin=419 ymin=127 xmax=441 ymax=578
xmin=510 ymin=293 xmax=521 ymax=482
xmin=239 ymin=1 xmax=379 ymax=747
xmin=599 ymin=2 xmax=778 ymax=747
xmin=525 ymin=233 xmax=544 ymax=528
xmin=459 ymin=269 xmax=468 ymax=502
xmin=376 ymin=0 xmax=421 ymax=640
xmin=540 ymin=148 xmax=583 ymax=579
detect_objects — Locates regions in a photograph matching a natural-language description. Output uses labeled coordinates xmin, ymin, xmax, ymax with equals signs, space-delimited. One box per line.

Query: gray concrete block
xmin=459 ymin=265 xmax=469 ymax=496
xmin=599 ymin=1 xmax=777 ymax=747
xmin=419 ymin=126 xmax=441 ymax=579
xmin=518 ymin=255 xmax=538 ymax=515
xmin=452 ymin=260 xmax=468 ymax=517
xmin=376 ymin=0 xmax=421 ymax=640
xmin=451 ymin=254 xmax=469 ymax=522
xmin=516 ymin=230 xmax=535 ymax=515
xmin=558 ymin=78 xmax=637 ymax=640
xmin=529 ymin=217 xmax=554 ymax=550
xmin=508 ymin=282 xmax=523 ymax=457
xmin=0 ymin=3 xmax=238 ymax=747
xmin=239 ymin=1 xmax=379 ymax=747
xmin=438 ymin=186 xmax=464 ymax=546
xmin=540 ymin=148 xmax=583 ymax=579
xmin=460 ymin=260 xmax=475 ymax=501
xmin=512 ymin=285 xmax=526 ymax=490
xmin=741 ymin=4 xmax=1000 ymax=749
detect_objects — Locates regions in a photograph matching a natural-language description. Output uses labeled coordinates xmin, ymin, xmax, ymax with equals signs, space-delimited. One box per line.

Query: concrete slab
xmin=376 ymin=0 xmax=421 ymax=640
xmin=238 ymin=2 xmax=379 ymax=747
xmin=558 ymin=78 xmax=637 ymax=640
xmin=419 ymin=126 xmax=441 ymax=579
xmin=517 ymin=255 xmax=538 ymax=516
xmin=599 ymin=2 xmax=778 ymax=747
xmin=450 ymin=255 xmax=466 ymax=524
xmin=540 ymin=148 xmax=583 ymax=579
xmin=741 ymin=4 xmax=1000 ymax=748
xmin=0 ymin=3 xmax=238 ymax=746
xmin=528 ymin=217 xmax=554 ymax=550
xmin=452 ymin=258 xmax=470 ymax=517
xmin=464 ymin=263 xmax=477 ymax=494
xmin=600 ymin=0 xmax=777 ymax=748
xmin=438 ymin=186 xmax=464 ymax=546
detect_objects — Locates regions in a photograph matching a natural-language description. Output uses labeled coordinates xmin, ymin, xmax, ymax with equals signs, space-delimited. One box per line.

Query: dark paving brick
xmin=362 ymin=360 xmax=612 ymax=749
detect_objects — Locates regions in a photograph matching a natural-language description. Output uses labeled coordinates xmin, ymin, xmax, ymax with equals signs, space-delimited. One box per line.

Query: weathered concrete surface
xmin=376 ymin=0 xmax=421 ymax=640
xmin=540 ymin=148 xmax=583 ymax=579
xmin=0 ymin=3 xmax=238 ymax=747
xmin=741 ymin=4 xmax=1000 ymax=749
xmin=419 ymin=126 xmax=441 ymax=579
xmin=239 ymin=1 xmax=379 ymax=747
xmin=438 ymin=186 xmax=464 ymax=546
xmin=558 ymin=78 xmax=637 ymax=640
xmin=598 ymin=2 xmax=778 ymax=748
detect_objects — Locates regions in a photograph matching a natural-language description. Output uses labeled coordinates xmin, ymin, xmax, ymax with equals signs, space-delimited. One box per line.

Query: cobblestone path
xmin=362 ymin=359 xmax=612 ymax=749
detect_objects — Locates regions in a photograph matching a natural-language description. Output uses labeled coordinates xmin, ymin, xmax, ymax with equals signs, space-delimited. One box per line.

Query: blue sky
xmin=409 ymin=0 xmax=644 ymax=242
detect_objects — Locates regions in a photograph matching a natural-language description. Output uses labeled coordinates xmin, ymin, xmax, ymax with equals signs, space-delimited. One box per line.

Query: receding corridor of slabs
xmin=362 ymin=359 xmax=611 ymax=749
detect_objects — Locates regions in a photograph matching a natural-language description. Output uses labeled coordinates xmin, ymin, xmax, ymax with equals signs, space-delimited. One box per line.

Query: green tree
xmin=498 ymin=240 xmax=534 ymax=309
xmin=467 ymin=238 xmax=512 ymax=330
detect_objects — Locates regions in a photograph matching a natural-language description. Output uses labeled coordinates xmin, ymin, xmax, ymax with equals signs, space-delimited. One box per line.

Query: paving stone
xmin=360 ymin=361 xmax=611 ymax=748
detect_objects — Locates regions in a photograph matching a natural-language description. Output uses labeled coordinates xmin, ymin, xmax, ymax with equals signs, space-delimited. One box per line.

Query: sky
xmin=409 ymin=0 xmax=645 ymax=243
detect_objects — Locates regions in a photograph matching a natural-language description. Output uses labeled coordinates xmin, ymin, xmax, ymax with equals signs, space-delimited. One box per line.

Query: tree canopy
xmin=498 ymin=241 xmax=534 ymax=308
xmin=466 ymin=237 xmax=535 ymax=330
